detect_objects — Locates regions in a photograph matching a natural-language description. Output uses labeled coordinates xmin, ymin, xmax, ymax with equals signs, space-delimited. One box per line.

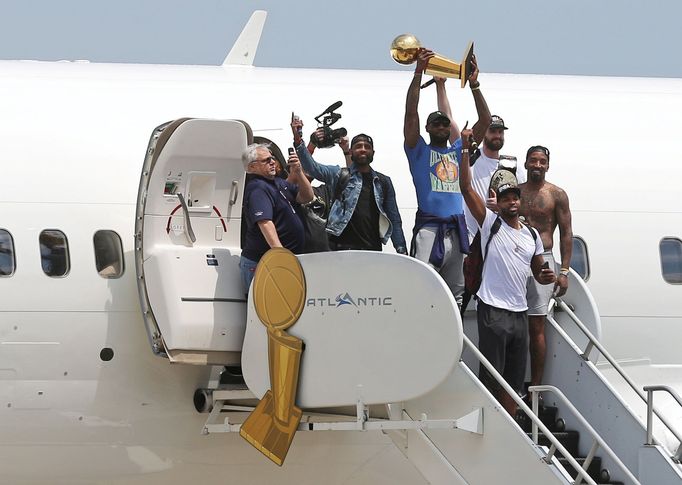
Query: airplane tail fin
xmin=222 ymin=10 xmax=267 ymax=67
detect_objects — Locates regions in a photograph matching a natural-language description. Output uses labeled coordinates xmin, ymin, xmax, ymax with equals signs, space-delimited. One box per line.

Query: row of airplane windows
xmin=0 ymin=229 xmax=680 ymax=284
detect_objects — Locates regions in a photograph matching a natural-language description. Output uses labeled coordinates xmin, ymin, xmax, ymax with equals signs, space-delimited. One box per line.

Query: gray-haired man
xmin=239 ymin=143 xmax=313 ymax=292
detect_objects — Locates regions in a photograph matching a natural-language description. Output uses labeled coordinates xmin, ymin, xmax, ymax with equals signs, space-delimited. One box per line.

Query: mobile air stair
xmin=135 ymin=118 xmax=682 ymax=484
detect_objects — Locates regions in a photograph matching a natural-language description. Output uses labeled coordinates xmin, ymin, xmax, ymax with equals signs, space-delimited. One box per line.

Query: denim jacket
xmin=295 ymin=142 xmax=407 ymax=252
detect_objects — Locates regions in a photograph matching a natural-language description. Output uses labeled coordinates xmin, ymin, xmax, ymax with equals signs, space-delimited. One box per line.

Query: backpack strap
xmin=377 ymin=172 xmax=389 ymax=198
xmin=333 ymin=167 xmax=352 ymax=202
xmin=469 ymin=147 xmax=481 ymax=166
xmin=482 ymin=216 xmax=502 ymax=261
xmin=374 ymin=171 xmax=390 ymax=208
xmin=520 ymin=220 xmax=538 ymax=242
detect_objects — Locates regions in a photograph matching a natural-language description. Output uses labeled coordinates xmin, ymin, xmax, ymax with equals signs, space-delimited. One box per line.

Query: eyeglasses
xmin=254 ymin=156 xmax=276 ymax=164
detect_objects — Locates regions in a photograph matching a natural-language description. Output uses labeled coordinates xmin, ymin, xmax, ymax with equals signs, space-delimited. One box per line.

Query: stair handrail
xmin=643 ymin=385 xmax=682 ymax=462
xmin=549 ymin=298 xmax=682 ymax=458
xmin=463 ymin=335 xmax=599 ymax=485
xmin=529 ymin=385 xmax=641 ymax=485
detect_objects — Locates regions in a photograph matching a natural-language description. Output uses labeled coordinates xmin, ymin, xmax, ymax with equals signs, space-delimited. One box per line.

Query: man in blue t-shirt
xmin=240 ymin=143 xmax=314 ymax=292
xmin=403 ymin=48 xmax=491 ymax=306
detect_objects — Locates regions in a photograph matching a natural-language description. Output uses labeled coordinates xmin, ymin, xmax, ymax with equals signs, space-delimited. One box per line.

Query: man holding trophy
xmin=400 ymin=39 xmax=491 ymax=308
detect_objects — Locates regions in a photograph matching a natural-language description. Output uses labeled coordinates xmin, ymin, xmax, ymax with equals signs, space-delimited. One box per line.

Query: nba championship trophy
xmin=390 ymin=34 xmax=474 ymax=88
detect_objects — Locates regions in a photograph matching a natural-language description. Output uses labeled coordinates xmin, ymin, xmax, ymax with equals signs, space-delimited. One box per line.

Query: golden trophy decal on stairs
xmin=240 ymin=248 xmax=306 ymax=466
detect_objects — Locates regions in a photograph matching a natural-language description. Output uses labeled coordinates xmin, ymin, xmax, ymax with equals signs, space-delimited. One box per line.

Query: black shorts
xmin=477 ymin=300 xmax=528 ymax=395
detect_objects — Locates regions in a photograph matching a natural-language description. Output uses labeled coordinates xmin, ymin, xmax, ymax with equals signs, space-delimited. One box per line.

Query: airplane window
xmin=570 ymin=236 xmax=590 ymax=280
xmin=93 ymin=230 xmax=124 ymax=278
xmin=660 ymin=237 xmax=682 ymax=284
xmin=39 ymin=230 xmax=70 ymax=277
xmin=0 ymin=229 xmax=16 ymax=276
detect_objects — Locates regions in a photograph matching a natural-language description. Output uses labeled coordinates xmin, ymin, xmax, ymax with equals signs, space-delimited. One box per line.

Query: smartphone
xmin=291 ymin=112 xmax=302 ymax=137
xmin=288 ymin=148 xmax=295 ymax=156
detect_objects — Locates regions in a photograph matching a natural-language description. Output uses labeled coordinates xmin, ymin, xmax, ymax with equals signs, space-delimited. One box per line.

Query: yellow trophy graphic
xmin=240 ymin=248 xmax=306 ymax=466
xmin=390 ymin=34 xmax=475 ymax=88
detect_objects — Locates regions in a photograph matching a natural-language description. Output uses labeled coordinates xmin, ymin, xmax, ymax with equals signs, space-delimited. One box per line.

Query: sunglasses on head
xmin=526 ymin=145 xmax=550 ymax=160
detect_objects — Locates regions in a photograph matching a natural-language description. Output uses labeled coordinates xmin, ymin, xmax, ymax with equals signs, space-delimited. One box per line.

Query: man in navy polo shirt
xmin=239 ymin=143 xmax=314 ymax=292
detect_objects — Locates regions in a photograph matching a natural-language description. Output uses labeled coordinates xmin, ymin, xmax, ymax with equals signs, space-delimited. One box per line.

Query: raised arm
xmin=468 ymin=55 xmax=492 ymax=145
xmin=459 ymin=125 xmax=485 ymax=226
xmin=292 ymin=114 xmax=339 ymax=185
xmin=338 ymin=136 xmax=353 ymax=168
xmin=404 ymin=48 xmax=434 ymax=149
xmin=287 ymin=151 xmax=314 ymax=204
xmin=554 ymin=188 xmax=573 ymax=296
xmin=434 ymin=78 xmax=460 ymax=143
xmin=307 ymin=127 xmax=325 ymax=155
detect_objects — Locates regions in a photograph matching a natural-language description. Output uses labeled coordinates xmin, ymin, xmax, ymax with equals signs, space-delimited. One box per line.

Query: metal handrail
xmin=463 ymin=336 xmax=599 ymax=485
xmin=529 ymin=385 xmax=641 ymax=485
xmin=643 ymin=385 xmax=682 ymax=462
xmin=549 ymin=298 xmax=682 ymax=458
xmin=176 ymin=193 xmax=197 ymax=244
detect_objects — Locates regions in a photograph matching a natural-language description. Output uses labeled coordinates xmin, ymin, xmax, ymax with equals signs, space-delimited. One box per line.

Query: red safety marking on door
xmin=165 ymin=205 xmax=228 ymax=234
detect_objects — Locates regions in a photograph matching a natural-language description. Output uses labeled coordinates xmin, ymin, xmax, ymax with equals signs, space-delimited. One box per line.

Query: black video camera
xmin=311 ymin=101 xmax=347 ymax=148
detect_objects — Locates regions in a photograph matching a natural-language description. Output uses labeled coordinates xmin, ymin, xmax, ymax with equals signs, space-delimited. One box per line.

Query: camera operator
xmin=292 ymin=115 xmax=407 ymax=254
xmin=308 ymin=128 xmax=353 ymax=168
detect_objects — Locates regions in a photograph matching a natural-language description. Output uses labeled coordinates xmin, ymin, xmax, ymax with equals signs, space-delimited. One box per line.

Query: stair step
xmin=516 ymin=404 xmax=560 ymax=432
xmin=537 ymin=404 xmax=558 ymax=429
xmin=528 ymin=430 xmax=580 ymax=457
xmin=557 ymin=455 xmax=602 ymax=481
xmin=220 ymin=366 xmax=245 ymax=385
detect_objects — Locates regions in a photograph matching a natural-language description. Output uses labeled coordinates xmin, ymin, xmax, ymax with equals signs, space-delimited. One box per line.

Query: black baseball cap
xmin=426 ymin=111 xmax=450 ymax=125
xmin=526 ymin=145 xmax=550 ymax=161
xmin=351 ymin=133 xmax=373 ymax=148
xmin=489 ymin=115 xmax=508 ymax=130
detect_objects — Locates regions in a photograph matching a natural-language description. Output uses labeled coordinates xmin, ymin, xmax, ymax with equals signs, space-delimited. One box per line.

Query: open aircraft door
xmin=135 ymin=119 xmax=252 ymax=365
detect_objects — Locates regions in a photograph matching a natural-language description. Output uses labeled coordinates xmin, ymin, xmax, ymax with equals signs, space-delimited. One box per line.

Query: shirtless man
xmin=519 ymin=145 xmax=573 ymax=389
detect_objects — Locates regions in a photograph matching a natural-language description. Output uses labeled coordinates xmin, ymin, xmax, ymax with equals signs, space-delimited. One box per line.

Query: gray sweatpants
xmin=413 ymin=226 xmax=465 ymax=306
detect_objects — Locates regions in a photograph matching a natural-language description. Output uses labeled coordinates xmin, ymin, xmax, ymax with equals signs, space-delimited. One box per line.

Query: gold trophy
xmin=239 ymin=248 xmax=307 ymax=466
xmin=390 ymin=34 xmax=475 ymax=88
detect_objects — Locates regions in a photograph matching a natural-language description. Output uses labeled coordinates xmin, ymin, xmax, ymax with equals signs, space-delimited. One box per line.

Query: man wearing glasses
xmin=239 ymin=144 xmax=314 ymax=292
xmin=403 ymin=48 xmax=491 ymax=307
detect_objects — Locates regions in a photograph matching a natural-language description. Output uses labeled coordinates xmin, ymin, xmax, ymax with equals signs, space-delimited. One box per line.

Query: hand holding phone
xmin=291 ymin=112 xmax=303 ymax=139
xmin=287 ymin=147 xmax=302 ymax=175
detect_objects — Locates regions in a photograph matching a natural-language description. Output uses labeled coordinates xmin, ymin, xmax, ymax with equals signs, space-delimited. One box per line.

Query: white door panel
xmin=135 ymin=119 xmax=251 ymax=363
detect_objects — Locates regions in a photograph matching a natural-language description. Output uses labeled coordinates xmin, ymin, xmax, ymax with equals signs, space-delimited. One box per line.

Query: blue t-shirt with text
xmin=404 ymin=136 xmax=463 ymax=217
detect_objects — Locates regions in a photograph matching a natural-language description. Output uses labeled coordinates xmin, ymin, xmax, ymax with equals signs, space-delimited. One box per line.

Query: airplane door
xmin=135 ymin=119 xmax=252 ymax=365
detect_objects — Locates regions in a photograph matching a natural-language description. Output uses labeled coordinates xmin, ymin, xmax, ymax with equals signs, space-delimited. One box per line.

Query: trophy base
xmin=239 ymin=390 xmax=303 ymax=466
xmin=460 ymin=41 xmax=474 ymax=88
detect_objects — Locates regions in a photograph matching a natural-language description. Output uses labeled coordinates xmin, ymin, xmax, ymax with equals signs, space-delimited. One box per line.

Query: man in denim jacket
xmin=292 ymin=117 xmax=407 ymax=253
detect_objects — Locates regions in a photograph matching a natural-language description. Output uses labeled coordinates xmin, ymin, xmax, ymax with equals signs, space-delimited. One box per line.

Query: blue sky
xmin=1 ymin=0 xmax=680 ymax=78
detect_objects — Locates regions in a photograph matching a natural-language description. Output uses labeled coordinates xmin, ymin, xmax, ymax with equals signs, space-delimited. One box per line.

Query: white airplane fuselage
xmin=0 ymin=60 xmax=680 ymax=482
